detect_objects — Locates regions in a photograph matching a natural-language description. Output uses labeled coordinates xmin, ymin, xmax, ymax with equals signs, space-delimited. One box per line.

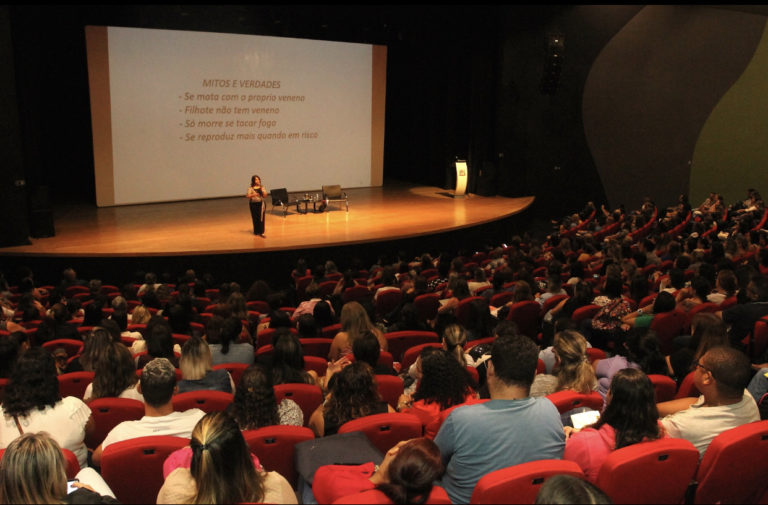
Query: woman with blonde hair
xmin=0 ymin=432 xmax=117 ymax=504
xmin=441 ymin=324 xmax=477 ymax=368
xmin=530 ymin=330 xmax=597 ymax=397
xmin=329 ymin=301 xmax=387 ymax=361
xmin=157 ymin=411 xmax=296 ymax=504
xmin=178 ymin=336 xmax=234 ymax=394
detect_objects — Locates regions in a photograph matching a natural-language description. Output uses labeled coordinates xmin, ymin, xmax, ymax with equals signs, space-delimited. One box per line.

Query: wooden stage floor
xmin=0 ymin=182 xmax=534 ymax=257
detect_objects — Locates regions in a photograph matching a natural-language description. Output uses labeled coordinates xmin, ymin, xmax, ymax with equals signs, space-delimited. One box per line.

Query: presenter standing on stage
xmin=247 ymin=175 xmax=267 ymax=237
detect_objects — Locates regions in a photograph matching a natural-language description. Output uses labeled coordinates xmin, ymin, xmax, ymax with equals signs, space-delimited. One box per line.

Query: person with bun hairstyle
xmin=312 ymin=438 xmax=446 ymax=504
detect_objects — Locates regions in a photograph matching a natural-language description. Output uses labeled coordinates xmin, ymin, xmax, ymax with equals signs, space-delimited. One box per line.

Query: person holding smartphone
xmin=0 ymin=432 xmax=118 ymax=504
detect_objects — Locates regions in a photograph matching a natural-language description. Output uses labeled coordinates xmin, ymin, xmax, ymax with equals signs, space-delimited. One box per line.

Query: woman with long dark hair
xmin=208 ymin=316 xmax=254 ymax=366
xmin=269 ymin=331 xmax=317 ymax=385
xmin=157 ymin=411 xmax=297 ymax=504
xmin=563 ymin=368 xmax=665 ymax=482
xmin=308 ymin=361 xmax=394 ymax=437
xmin=227 ymin=364 xmax=303 ymax=429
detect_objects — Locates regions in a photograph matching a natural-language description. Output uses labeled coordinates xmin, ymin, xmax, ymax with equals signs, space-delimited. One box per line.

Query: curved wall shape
xmin=583 ymin=5 xmax=765 ymax=210
xmin=689 ymin=21 xmax=768 ymax=206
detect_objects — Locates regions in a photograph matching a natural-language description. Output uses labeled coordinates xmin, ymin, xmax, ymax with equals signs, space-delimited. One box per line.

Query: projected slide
xmin=85 ymin=26 xmax=386 ymax=206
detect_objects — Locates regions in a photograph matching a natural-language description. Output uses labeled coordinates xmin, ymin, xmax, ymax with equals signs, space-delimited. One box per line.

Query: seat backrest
xmin=273 ymin=383 xmax=324 ymax=426
xmin=321 ymin=323 xmax=343 ymax=339
xmin=101 ymin=435 xmax=190 ymax=504
xmin=585 ymin=347 xmax=606 ymax=364
xmin=375 ymin=290 xmax=403 ymax=319
xmin=85 ymin=397 xmax=145 ymax=450
xmin=506 ymin=300 xmax=543 ymax=340
xmin=57 ymin=371 xmax=95 ymax=399
xmin=545 ymin=390 xmax=603 ymax=415
xmin=212 ymin=362 xmax=249 ymax=387
xmin=413 ymin=293 xmax=441 ymax=322
xmin=455 ymin=296 xmax=486 ymax=328
xmin=540 ymin=294 xmax=569 ymax=316
xmin=401 ymin=342 xmax=443 ymax=371
xmin=171 ymin=390 xmax=233 ymax=414
xmin=469 ymin=459 xmax=585 ymax=504
xmin=596 ymin=437 xmax=700 ymax=505
xmin=489 ymin=291 xmax=515 ymax=308
xmin=694 ymin=419 xmax=768 ymax=504
xmin=571 ymin=304 xmax=601 ymax=325
xmin=384 ymin=330 xmax=440 ymax=363
xmin=299 ymin=337 xmax=334 ymax=358
xmin=675 ymin=370 xmax=701 ymax=399
xmin=304 ymin=355 xmax=329 ymax=377
xmin=375 ymin=375 xmax=405 ymax=408
xmin=318 ymin=280 xmax=338 ymax=298
xmin=650 ymin=310 xmax=689 ymax=355
xmin=750 ymin=319 xmax=768 ymax=362
xmin=337 ymin=412 xmax=423 ymax=454
xmin=647 ymin=374 xmax=677 ymax=403
xmin=246 ymin=300 xmax=271 ymax=313
xmin=333 ymin=486 xmax=452 ymax=504
xmin=342 ymin=285 xmax=372 ymax=305
xmin=322 ymin=184 xmax=343 ymax=199
xmin=242 ymin=425 xmax=315 ymax=488
xmin=42 ymin=338 xmax=84 ymax=357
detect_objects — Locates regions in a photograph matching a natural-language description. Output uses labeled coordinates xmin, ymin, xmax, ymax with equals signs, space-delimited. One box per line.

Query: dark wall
xmin=4 ymin=5 xmax=768 ymax=245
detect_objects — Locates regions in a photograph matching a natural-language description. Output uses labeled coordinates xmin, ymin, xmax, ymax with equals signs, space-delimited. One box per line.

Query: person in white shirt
xmin=91 ymin=358 xmax=205 ymax=467
xmin=658 ymin=346 xmax=759 ymax=457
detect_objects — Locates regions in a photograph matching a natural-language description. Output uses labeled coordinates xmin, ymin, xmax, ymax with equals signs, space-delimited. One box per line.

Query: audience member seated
xmin=434 ymin=333 xmax=565 ymax=504
xmin=707 ymin=269 xmax=738 ymax=304
xmin=398 ymin=348 xmax=477 ymax=428
xmin=563 ymin=368 xmax=666 ymax=482
xmin=353 ymin=330 xmax=398 ymax=375
xmin=0 ymin=332 xmax=27 ymax=379
xmin=308 ymin=361 xmax=395 ymax=437
xmin=292 ymin=283 xmax=335 ymax=323
xmin=329 ymin=301 xmax=387 ymax=361
xmin=675 ymin=276 xmax=711 ymax=313
xmin=296 ymin=313 xmax=321 ymax=339
xmin=438 ymin=277 xmax=473 ymax=314
xmin=593 ymin=328 xmax=668 ymax=396
xmin=312 ymin=438 xmax=445 ymax=504
xmin=157 ymin=411 xmax=297 ymax=504
xmin=136 ymin=316 xmax=181 ymax=369
xmin=719 ymin=274 xmax=768 ymax=351
xmin=178 ymin=336 xmax=234 ymax=394
xmin=91 ymin=357 xmax=206 ymax=467
xmin=657 ymin=346 xmax=759 ymax=457
xmin=531 ymin=329 xmax=598 ymax=398
xmin=83 ymin=341 xmax=144 ymax=402
xmin=584 ymin=274 xmax=633 ymax=350
xmin=208 ymin=316 xmax=254 ymax=366
xmin=268 ymin=330 xmax=318 ymax=386
xmin=0 ymin=432 xmax=118 ymax=504
xmin=226 ymin=364 xmax=303 ymax=429
xmin=666 ymin=313 xmax=728 ymax=385
xmin=621 ymin=290 xmax=676 ymax=329
xmin=535 ymin=474 xmax=611 ymax=505
xmin=0 ymin=347 xmax=94 ymax=469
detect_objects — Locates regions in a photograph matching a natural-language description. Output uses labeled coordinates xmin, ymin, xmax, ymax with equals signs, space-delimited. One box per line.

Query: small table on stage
xmin=296 ymin=198 xmax=323 ymax=214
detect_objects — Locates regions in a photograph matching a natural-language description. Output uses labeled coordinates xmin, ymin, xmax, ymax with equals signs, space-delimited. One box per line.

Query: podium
xmin=455 ymin=160 xmax=468 ymax=197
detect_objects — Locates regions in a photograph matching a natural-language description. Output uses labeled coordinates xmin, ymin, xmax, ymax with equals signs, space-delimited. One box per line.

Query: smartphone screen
xmin=67 ymin=480 xmax=79 ymax=494
xmin=571 ymin=410 xmax=601 ymax=430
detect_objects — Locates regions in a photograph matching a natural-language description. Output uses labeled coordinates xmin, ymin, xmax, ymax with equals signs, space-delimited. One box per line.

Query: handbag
xmin=294 ymin=430 xmax=384 ymax=486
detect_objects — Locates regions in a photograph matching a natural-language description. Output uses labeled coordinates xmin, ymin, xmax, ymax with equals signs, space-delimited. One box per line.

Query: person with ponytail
xmin=531 ymin=330 xmax=597 ymax=397
xmin=563 ymin=368 xmax=666 ymax=482
xmin=312 ymin=438 xmax=446 ymax=504
xmin=157 ymin=411 xmax=297 ymax=504
xmin=208 ymin=316 xmax=254 ymax=366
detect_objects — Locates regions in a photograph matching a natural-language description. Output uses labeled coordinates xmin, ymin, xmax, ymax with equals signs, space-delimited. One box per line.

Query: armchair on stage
xmin=322 ymin=184 xmax=349 ymax=212
xmin=270 ymin=188 xmax=291 ymax=217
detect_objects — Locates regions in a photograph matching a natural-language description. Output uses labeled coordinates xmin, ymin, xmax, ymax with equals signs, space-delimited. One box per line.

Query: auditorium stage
xmin=0 ymin=181 xmax=534 ymax=289
xmin=0 ymin=182 xmax=535 ymax=257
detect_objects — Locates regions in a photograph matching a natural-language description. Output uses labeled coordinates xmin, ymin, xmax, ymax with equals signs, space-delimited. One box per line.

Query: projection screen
xmin=85 ymin=26 xmax=386 ymax=207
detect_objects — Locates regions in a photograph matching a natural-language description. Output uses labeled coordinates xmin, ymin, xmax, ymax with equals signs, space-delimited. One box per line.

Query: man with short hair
xmin=91 ymin=358 xmax=205 ymax=467
xmin=434 ymin=334 xmax=565 ymax=503
xmin=659 ymin=346 xmax=759 ymax=457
